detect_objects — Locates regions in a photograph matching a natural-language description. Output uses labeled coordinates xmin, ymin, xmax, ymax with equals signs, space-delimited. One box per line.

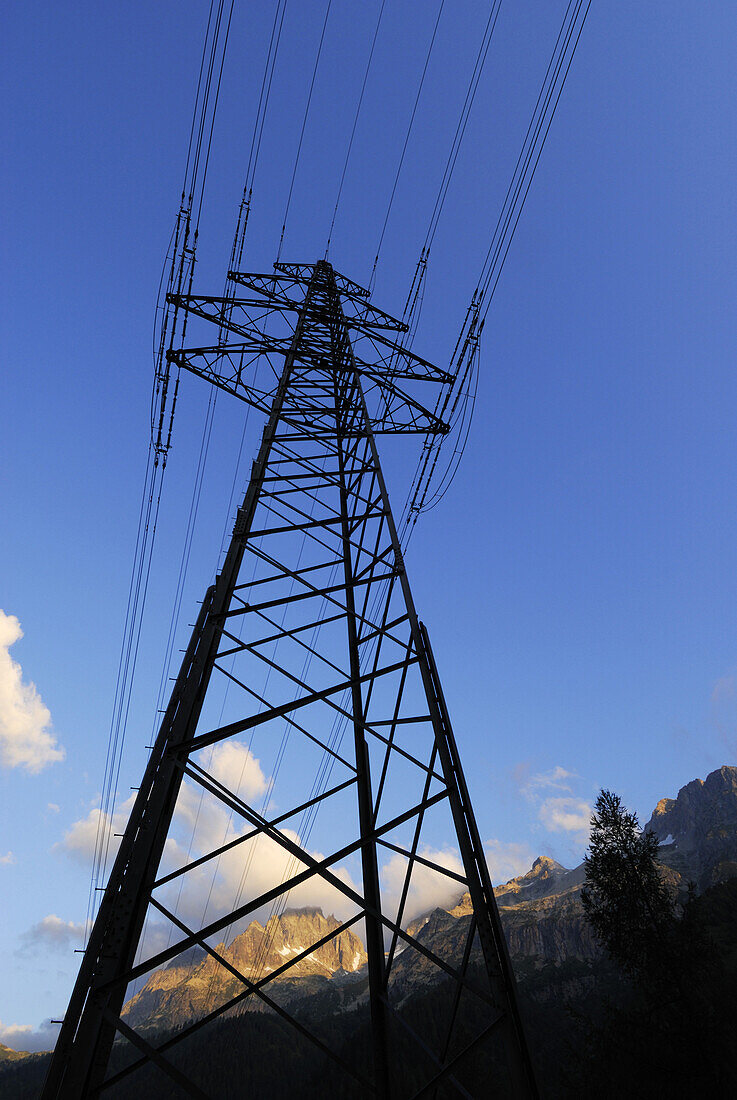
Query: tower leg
xmin=42 ymin=260 xmax=538 ymax=1098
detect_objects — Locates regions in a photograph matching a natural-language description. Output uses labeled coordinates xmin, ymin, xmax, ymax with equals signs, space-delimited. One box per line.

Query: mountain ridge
xmin=123 ymin=906 xmax=367 ymax=1031
xmin=119 ymin=764 xmax=737 ymax=1034
xmin=4 ymin=764 xmax=735 ymax=1061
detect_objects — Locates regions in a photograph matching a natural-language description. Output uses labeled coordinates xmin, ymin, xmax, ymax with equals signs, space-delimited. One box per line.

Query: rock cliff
xmin=645 ymin=764 xmax=737 ymax=890
xmin=121 ymin=765 xmax=737 ymax=1032
xmin=123 ymin=908 xmax=367 ymax=1031
xmin=394 ymin=765 xmax=737 ymax=992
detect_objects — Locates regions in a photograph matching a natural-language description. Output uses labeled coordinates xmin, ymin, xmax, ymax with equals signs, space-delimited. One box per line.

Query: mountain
xmin=488 ymin=766 xmax=737 ymax=966
xmin=487 ymin=766 xmax=737 ymax=965
xmin=496 ymin=856 xmax=585 ymax=904
xmin=121 ymin=764 xmax=737 ymax=1033
xmin=0 ymin=1044 xmax=35 ymax=1063
xmin=4 ymin=765 xmax=737 ymax=1098
xmin=645 ymin=764 xmax=737 ymax=890
xmin=123 ymin=907 xmax=367 ymax=1031
xmin=395 ymin=765 xmax=737 ymax=994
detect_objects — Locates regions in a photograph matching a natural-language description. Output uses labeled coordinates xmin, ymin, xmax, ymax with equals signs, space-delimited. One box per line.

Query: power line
xmin=276 ymin=0 xmax=333 ymax=262
xmin=372 ymin=1 xmax=504 ymax=426
xmin=406 ymin=0 xmax=592 ymax=523
xmin=368 ymin=0 xmax=445 ymax=290
xmin=477 ymin=0 xmax=591 ymax=313
xmin=325 ymin=0 xmax=387 ymax=258
xmin=85 ymin=0 xmax=239 ymax=937
xmin=230 ymin=0 xmax=290 ymax=273
xmin=423 ymin=0 xmax=504 ymax=255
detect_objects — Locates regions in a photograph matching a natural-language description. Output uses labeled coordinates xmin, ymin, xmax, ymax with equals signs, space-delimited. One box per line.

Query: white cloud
xmin=379 ymin=841 xmax=537 ymax=924
xmin=17 ymin=914 xmax=86 ymax=956
xmin=210 ymin=741 xmax=268 ymax=803
xmin=57 ymin=743 xmax=360 ymax=949
xmin=485 ymin=839 xmax=536 ymax=885
xmin=515 ymin=764 xmax=592 ymax=847
xmin=0 ymin=1018 xmax=58 ymax=1053
xmin=156 ymin=742 xmax=359 ymax=933
xmin=0 ymin=851 xmax=15 ymax=865
xmin=0 ymin=610 xmax=64 ymax=772
xmin=381 ymin=846 xmax=466 ymax=926
xmin=47 ymin=803 xmax=60 ymax=813
xmin=538 ymin=796 xmax=592 ymax=840
xmin=524 ymin=766 xmax=576 ymax=797
xmin=173 ymin=741 xmax=268 ymax=854
xmin=56 ymin=793 xmax=135 ymax=865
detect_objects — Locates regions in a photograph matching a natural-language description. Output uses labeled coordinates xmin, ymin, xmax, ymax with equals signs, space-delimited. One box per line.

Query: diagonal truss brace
xmin=42 ymin=261 xmax=538 ymax=1100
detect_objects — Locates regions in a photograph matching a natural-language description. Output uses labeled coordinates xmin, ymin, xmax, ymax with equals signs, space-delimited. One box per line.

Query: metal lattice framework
xmin=42 ymin=261 xmax=538 ymax=1099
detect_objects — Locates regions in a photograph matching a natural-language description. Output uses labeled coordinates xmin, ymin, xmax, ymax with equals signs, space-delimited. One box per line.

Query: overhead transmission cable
xmin=423 ymin=0 xmax=504 ymax=256
xmin=405 ymin=0 xmax=592 ymax=528
xmin=84 ymin=0 xmax=237 ymax=941
xmin=138 ymin=1 xmax=292 ymax=966
xmin=231 ymin=0 xmax=290 ymax=275
xmin=324 ymin=0 xmax=387 ymax=258
xmin=383 ymin=0 xmax=504 ymax=338
xmin=371 ymin=0 xmax=502 ymax=438
xmin=276 ymin=0 xmax=333 ymax=262
xmin=374 ymin=0 xmax=504 ymax=423
xmin=368 ymin=0 xmax=445 ymax=291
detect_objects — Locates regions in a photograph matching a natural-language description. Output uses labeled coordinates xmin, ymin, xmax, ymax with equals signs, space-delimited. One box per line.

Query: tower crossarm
xmin=227 ymin=269 xmax=411 ymax=332
xmin=167 ymin=263 xmax=452 ymax=435
xmin=273 ymin=260 xmax=370 ymax=299
xmin=167 ymin=291 xmax=449 ymax=379
xmin=168 ymin=344 xmax=450 ymax=436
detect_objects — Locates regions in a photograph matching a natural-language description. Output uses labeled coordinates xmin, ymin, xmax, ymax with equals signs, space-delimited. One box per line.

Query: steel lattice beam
xmin=42 ymin=260 xmax=538 ymax=1100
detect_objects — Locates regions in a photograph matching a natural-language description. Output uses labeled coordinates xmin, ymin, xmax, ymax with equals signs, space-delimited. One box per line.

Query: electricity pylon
xmin=43 ymin=260 xmax=538 ymax=1098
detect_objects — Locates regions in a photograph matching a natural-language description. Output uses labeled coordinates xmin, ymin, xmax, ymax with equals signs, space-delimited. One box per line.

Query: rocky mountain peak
xmin=123 ymin=906 xmax=367 ymax=1032
xmin=530 ymin=855 xmax=565 ymax=875
xmin=652 ymin=796 xmax=676 ymax=819
xmin=0 ymin=1043 xmax=34 ymax=1063
xmin=495 ymin=855 xmax=584 ymax=906
xmin=645 ymin=765 xmax=737 ymax=889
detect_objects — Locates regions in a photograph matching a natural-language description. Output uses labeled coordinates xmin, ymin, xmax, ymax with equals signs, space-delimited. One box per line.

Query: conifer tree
xmin=580 ymin=789 xmax=674 ymax=980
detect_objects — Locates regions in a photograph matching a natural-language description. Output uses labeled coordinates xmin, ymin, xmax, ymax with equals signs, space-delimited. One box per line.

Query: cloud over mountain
xmin=484 ymin=839 xmax=537 ymax=884
xmin=0 ymin=1017 xmax=59 ymax=1054
xmin=57 ymin=742 xmax=360 ymax=932
xmin=517 ymin=763 xmax=592 ymax=845
xmin=16 ymin=914 xmax=86 ymax=956
xmin=538 ymin=796 xmax=591 ymax=839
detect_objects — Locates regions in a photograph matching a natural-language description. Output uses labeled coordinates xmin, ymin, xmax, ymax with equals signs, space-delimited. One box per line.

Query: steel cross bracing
xmin=43 ymin=261 xmax=537 ymax=1099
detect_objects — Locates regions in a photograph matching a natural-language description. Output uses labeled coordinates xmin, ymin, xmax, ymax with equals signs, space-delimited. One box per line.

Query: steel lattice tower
xmin=42 ymin=260 xmax=538 ymax=1099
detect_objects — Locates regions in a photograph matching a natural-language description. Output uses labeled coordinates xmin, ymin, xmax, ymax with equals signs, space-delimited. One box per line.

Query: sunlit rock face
xmin=392 ymin=858 xmax=599 ymax=1002
xmin=0 ymin=1044 xmax=35 ymax=1063
xmin=645 ymin=765 xmax=737 ymax=891
xmin=122 ymin=766 xmax=737 ymax=1031
xmin=393 ymin=765 xmax=737 ymax=996
xmin=123 ymin=909 xmax=367 ymax=1032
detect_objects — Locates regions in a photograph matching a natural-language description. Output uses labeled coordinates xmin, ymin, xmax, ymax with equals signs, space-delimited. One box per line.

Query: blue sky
xmin=2 ymin=0 xmax=736 ymax=1049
